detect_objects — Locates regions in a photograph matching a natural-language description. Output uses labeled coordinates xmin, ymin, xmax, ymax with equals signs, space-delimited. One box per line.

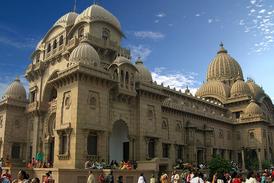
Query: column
xmin=128 ymin=135 xmax=136 ymax=160
xmin=32 ymin=116 xmax=40 ymax=158
xmin=256 ymin=148 xmax=262 ymax=171
xmin=241 ymin=148 xmax=246 ymax=172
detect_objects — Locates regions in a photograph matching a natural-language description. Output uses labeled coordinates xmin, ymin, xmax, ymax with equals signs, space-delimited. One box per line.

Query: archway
xmin=109 ymin=120 xmax=129 ymax=162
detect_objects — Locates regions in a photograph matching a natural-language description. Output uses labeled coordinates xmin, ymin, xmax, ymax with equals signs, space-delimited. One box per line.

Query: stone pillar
xmin=241 ymin=148 xmax=246 ymax=172
xmin=205 ymin=147 xmax=212 ymax=163
xmin=256 ymin=148 xmax=262 ymax=171
xmin=155 ymin=139 xmax=161 ymax=158
xmin=170 ymin=144 xmax=175 ymax=161
xmin=32 ymin=116 xmax=40 ymax=158
xmin=128 ymin=136 xmax=136 ymax=160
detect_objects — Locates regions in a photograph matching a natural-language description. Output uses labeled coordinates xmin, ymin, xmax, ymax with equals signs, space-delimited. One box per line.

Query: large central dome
xmin=206 ymin=43 xmax=243 ymax=83
xmin=75 ymin=4 xmax=121 ymax=31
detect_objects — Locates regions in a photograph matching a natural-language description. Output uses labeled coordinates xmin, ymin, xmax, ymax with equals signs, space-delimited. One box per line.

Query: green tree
xmin=262 ymin=160 xmax=271 ymax=170
xmin=208 ymin=155 xmax=232 ymax=175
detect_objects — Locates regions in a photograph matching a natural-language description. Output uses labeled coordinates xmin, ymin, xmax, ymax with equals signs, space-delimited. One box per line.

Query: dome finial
xmin=217 ymin=41 xmax=227 ymax=54
xmin=220 ymin=42 xmax=224 ymax=47
xmin=73 ymin=0 xmax=77 ymax=12
xmin=185 ymin=86 xmax=190 ymax=93
xmin=15 ymin=76 xmax=20 ymax=82
xmin=135 ymin=56 xmax=143 ymax=64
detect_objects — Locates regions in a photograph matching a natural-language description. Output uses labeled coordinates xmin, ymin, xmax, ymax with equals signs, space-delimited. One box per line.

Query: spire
xmin=185 ymin=86 xmax=190 ymax=93
xmin=217 ymin=41 xmax=228 ymax=54
xmin=73 ymin=0 xmax=77 ymax=12
xmin=135 ymin=56 xmax=143 ymax=64
xmin=15 ymin=76 xmax=20 ymax=82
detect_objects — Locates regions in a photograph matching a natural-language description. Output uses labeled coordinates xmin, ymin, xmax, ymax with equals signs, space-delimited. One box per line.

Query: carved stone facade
xmin=0 ymin=4 xmax=273 ymax=170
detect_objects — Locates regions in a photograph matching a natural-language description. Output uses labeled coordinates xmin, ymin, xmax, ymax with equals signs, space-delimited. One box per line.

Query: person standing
xmin=12 ymin=170 xmax=29 ymax=183
xmin=138 ymin=173 xmax=146 ymax=183
xmin=87 ymin=171 xmax=96 ymax=183
xmin=106 ymin=171 xmax=114 ymax=183
xmin=245 ymin=171 xmax=256 ymax=183
xmin=190 ymin=172 xmax=204 ymax=183
xmin=0 ymin=167 xmax=10 ymax=183
xmin=150 ymin=174 xmax=156 ymax=183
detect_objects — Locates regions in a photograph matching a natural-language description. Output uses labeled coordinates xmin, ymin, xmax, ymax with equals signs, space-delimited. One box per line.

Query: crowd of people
xmin=0 ymin=168 xmax=54 ymax=183
xmin=85 ymin=159 xmax=137 ymax=170
xmin=154 ymin=168 xmax=274 ymax=183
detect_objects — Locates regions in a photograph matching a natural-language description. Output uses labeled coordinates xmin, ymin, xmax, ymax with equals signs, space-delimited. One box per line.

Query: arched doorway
xmin=109 ymin=120 xmax=129 ymax=162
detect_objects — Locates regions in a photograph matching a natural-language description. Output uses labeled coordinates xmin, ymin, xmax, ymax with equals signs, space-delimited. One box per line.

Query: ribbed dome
xmin=207 ymin=43 xmax=243 ymax=82
xmin=3 ymin=77 xmax=27 ymax=101
xmin=75 ymin=4 xmax=121 ymax=31
xmin=135 ymin=57 xmax=152 ymax=83
xmin=53 ymin=12 xmax=78 ymax=28
xmin=246 ymin=80 xmax=265 ymax=101
xmin=196 ymin=80 xmax=230 ymax=102
xmin=113 ymin=56 xmax=131 ymax=65
xmin=230 ymin=78 xmax=251 ymax=98
xmin=69 ymin=40 xmax=100 ymax=66
xmin=244 ymin=100 xmax=264 ymax=116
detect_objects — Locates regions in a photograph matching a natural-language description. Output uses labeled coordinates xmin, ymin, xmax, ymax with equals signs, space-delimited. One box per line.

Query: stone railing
xmin=48 ymin=99 xmax=57 ymax=113
xmin=26 ymin=101 xmax=49 ymax=113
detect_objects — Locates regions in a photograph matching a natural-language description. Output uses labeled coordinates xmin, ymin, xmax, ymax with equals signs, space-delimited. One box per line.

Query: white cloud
xmin=156 ymin=13 xmax=166 ymax=18
xmin=250 ymin=0 xmax=256 ymax=4
xmin=151 ymin=67 xmax=199 ymax=95
xmin=259 ymin=9 xmax=266 ymax=14
xmin=134 ymin=31 xmax=165 ymax=40
xmin=154 ymin=19 xmax=160 ymax=23
xmin=208 ymin=19 xmax=213 ymax=23
xmin=240 ymin=0 xmax=274 ymax=54
xmin=239 ymin=19 xmax=245 ymax=25
xmin=195 ymin=13 xmax=200 ymax=17
xmin=127 ymin=44 xmax=151 ymax=61
xmin=0 ymin=36 xmax=36 ymax=49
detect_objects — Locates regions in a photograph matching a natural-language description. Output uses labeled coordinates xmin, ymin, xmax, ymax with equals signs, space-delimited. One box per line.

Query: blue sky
xmin=0 ymin=0 xmax=273 ymax=100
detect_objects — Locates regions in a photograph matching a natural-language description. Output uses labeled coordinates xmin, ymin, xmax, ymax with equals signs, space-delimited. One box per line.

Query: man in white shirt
xmin=190 ymin=172 xmax=204 ymax=183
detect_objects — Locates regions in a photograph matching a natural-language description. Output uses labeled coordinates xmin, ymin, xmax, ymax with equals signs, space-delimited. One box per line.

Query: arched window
xmin=250 ymin=132 xmax=255 ymax=139
xmin=102 ymin=28 xmax=110 ymax=40
xmin=125 ymin=71 xmax=129 ymax=88
xmin=120 ymin=70 xmax=124 ymax=87
xmin=78 ymin=27 xmax=84 ymax=38
xmin=47 ymin=43 xmax=51 ymax=53
xmin=53 ymin=40 xmax=57 ymax=49
xmin=59 ymin=35 xmax=64 ymax=46
xmin=49 ymin=88 xmax=57 ymax=102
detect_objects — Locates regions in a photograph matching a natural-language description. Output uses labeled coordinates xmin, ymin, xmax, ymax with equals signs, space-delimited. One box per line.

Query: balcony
xmin=26 ymin=101 xmax=49 ymax=113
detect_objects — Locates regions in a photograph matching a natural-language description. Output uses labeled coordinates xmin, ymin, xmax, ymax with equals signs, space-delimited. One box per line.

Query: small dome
xmin=113 ymin=56 xmax=131 ymax=65
xmin=230 ymin=77 xmax=251 ymax=98
xmin=54 ymin=12 xmax=78 ymax=28
xmin=75 ymin=4 xmax=121 ymax=31
xmin=246 ymin=80 xmax=265 ymax=101
xmin=135 ymin=57 xmax=152 ymax=83
xmin=196 ymin=80 xmax=230 ymax=102
xmin=3 ymin=77 xmax=27 ymax=101
xmin=69 ymin=40 xmax=100 ymax=66
xmin=207 ymin=43 xmax=243 ymax=82
xmin=244 ymin=100 xmax=264 ymax=117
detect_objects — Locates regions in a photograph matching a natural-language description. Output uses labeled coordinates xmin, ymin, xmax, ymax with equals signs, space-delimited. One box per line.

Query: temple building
xmin=0 ymin=4 xmax=273 ymax=171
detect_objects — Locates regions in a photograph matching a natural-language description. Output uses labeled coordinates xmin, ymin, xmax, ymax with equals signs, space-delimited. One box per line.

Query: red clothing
xmin=232 ymin=178 xmax=241 ymax=183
